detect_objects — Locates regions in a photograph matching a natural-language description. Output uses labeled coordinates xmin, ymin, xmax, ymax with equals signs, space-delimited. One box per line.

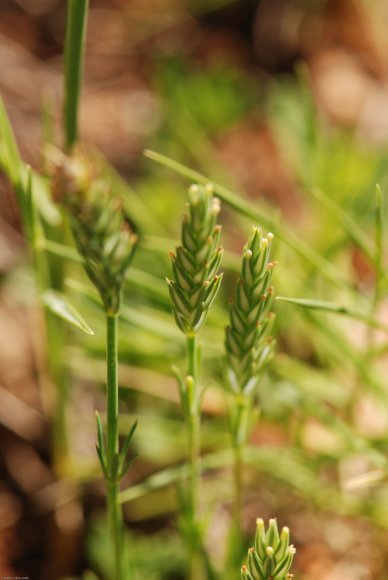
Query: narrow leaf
xmin=0 ymin=95 xmax=22 ymax=185
xmin=120 ymin=454 xmax=138 ymax=479
xmin=95 ymin=411 xmax=106 ymax=467
xmin=0 ymin=97 xmax=60 ymax=225
xmin=276 ymin=296 xmax=388 ymax=333
xmin=311 ymin=187 xmax=375 ymax=262
xmin=375 ymin=184 xmax=384 ymax=302
xmin=344 ymin=469 xmax=386 ymax=490
xmin=95 ymin=444 xmax=108 ymax=478
xmin=144 ymin=149 xmax=350 ymax=289
xmin=64 ymin=0 xmax=89 ymax=150
xmin=41 ymin=290 xmax=94 ymax=335
xmin=119 ymin=419 xmax=138 ymax=466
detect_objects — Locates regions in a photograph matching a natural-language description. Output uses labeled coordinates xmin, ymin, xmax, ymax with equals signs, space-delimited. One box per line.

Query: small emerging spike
xmin=243 ymin=518 xmax=295 ymax=580
xmin=225 ymin=227 xmax=276 ymax=395
xmin=168 ymin=184 xmax=223 ymax=335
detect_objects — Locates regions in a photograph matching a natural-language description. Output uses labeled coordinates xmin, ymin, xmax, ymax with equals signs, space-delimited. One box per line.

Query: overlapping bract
xmin=225 ymin=227 xmax=276 ymax=395
xmin=168 ymin=184 xmax=223 ymax=334
xmin=49 ymin=147 xmax=137 ymax=314
xmin=241 ymin=518 xmax=295 ymax=580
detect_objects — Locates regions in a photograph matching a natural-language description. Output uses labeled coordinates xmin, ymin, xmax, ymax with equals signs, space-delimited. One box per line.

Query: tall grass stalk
xmin=225 ymin=227 xmax=276 ymax=574
xmin=50 ymin=148 xmax=137 ymax=579
xmin=64 ymin=0 xmax=89 ymax=151
xmin=0 ymin=97 xmax=74 ymax=471
xmin=168 ymin=184 xmax=223 ymax=578
xmin=105 ymin=313 xmax=126 ymax=579
xmin=49 ymin=0 xmax=89 ymax=468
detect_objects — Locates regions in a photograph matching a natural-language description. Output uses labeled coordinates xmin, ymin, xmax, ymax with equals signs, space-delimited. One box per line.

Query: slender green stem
xmin=107 ymin=313 xmax=119 ymax=463
xmin=186 ymin=332 xmax=201 ymax=579
xmin=107 ymin=481 xmax=126 ymax=580
xmin=233 ymin=396 xmax=249 ymax=520
xmin=64 ymin=0 xmax=89 ymax=151
xmin=227 ymin=395 xmax=248 ymax=575
xmin=233 ymin=441 xmax=243 ymax=531
xmin=187 ymin=333 xmax=198 ymax=383
xmin=106 ymin=312 xmax=126 ymax=579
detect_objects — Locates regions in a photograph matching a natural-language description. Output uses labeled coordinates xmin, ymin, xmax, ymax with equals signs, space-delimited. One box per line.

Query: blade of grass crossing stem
xmin=310 ymin=188 xmax=375 ymax=263
xmin=276 ymin=296 xmax=388 ymax=333
xmin=119 ymin=447 xmax=345 ymax=513
xmin=64 ymin=0 xmax=89 ymax=150
xmin=144 ymin=150 xmax=350 ymax=289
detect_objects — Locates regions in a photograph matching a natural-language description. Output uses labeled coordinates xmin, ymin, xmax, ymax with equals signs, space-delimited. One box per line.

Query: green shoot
xmin=64 ymin=0 xmax=89 ymax=150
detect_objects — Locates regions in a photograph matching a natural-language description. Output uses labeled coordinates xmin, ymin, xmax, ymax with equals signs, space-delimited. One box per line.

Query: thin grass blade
xmin=310 ymin=188 xmax=375 ymax=262
xmin=144 ymin=149 xmax=350 ymax=288
xmin=276 ymin=296 xmax=388 ymax=332
xmin=64 ymin=0 xmax=89 ymax=150
xmin=42 ymin=289 xmax=94 ymax=335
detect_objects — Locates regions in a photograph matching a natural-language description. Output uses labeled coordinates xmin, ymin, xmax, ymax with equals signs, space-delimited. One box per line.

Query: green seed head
xmin=243 ymin=518 xmax=295 ymax=580
xmin=225 ymin=226 xmax=276 ymax=394
xmin=48 ymin=146 xmax=137 ymax=314
xmin=169 ymin=183 xmax=223 ymax=335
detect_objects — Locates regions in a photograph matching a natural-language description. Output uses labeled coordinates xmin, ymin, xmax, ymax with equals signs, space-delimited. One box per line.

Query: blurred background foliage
xmin=2 ymin=0 xmax=388 ymax=578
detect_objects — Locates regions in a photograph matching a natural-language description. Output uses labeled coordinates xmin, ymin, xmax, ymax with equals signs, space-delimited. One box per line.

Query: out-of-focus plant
xmin=49 ymin=146 xmax=138 ymax=580
xmin=167 ymin=183 xmax=223 ymax=578
xmin=0 ymin=96 xmax=78 ymax=472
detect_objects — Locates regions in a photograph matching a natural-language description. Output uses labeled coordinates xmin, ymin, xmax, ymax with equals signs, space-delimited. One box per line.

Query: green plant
xmin=241 ymin=519 xmax=296 ymax=580
xmin=64 ymin=0 xmax=89 ymax=151
xmin=167 ymin=183 xmax=223 ymax=578
xmin=50 ymin=146 xmax=138 ymax=580
xmin=225 ymin=227 xmax=276 ymax=570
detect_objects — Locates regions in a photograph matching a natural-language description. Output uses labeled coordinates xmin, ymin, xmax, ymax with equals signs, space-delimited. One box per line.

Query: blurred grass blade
xmin=277 ymin=296 xmax=388 ymax=332
xmin=0 ymin=97 xmax=61 ymax=226
xmin=375 ymin=184 xmax=384 ymax=300
xmin=42 ymin=290 xmax=94 ymax=335
xmin=30 ymin=174 xmax=62 ymax=226
xmin=0 ymin=95 xmax=22 ymax=187
xmin=25 ymin=166 xmax=36 ymax=245
xmin=144 ymin=149 xmax=349 ymax=288
xmin=311 ymin=187 xmax=375 ymax=262
xmin=120 ymin=447 xmax=346 ymax=513
xmin=96 ymin=150 xmax=168 ymax=235
xmin=43 ymin=239 xmax=84 ymax=263
xmin=344 ymin=470 xmax=386 ymax=491
xmin=41 ymin=91 xmax=55 ymax=149
xmin=64 ymin=0 xmax=89 ymax=150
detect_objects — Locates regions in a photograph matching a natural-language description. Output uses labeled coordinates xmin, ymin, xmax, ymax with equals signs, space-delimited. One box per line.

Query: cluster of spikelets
xmin=241 ymin=518 xmax=296 ymax=580
xmin=48 ymin=146 xmax=137 ymax=314
xmin=167 ymin=183 xmax=224 ymax=335
xmin=225 ymin=226 xmax=276 ymax=395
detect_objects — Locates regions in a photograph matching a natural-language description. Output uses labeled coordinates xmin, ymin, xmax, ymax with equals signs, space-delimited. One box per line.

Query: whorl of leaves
xmin=49 ymin=147 xmax=137 ymax=314
xmin=225 ymin=226 xmax=276 ymax=395
xmin=167 ymin=183 xmax=223 ymax=334
xmin=241 ymin=518 xmax=296 ymax=580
